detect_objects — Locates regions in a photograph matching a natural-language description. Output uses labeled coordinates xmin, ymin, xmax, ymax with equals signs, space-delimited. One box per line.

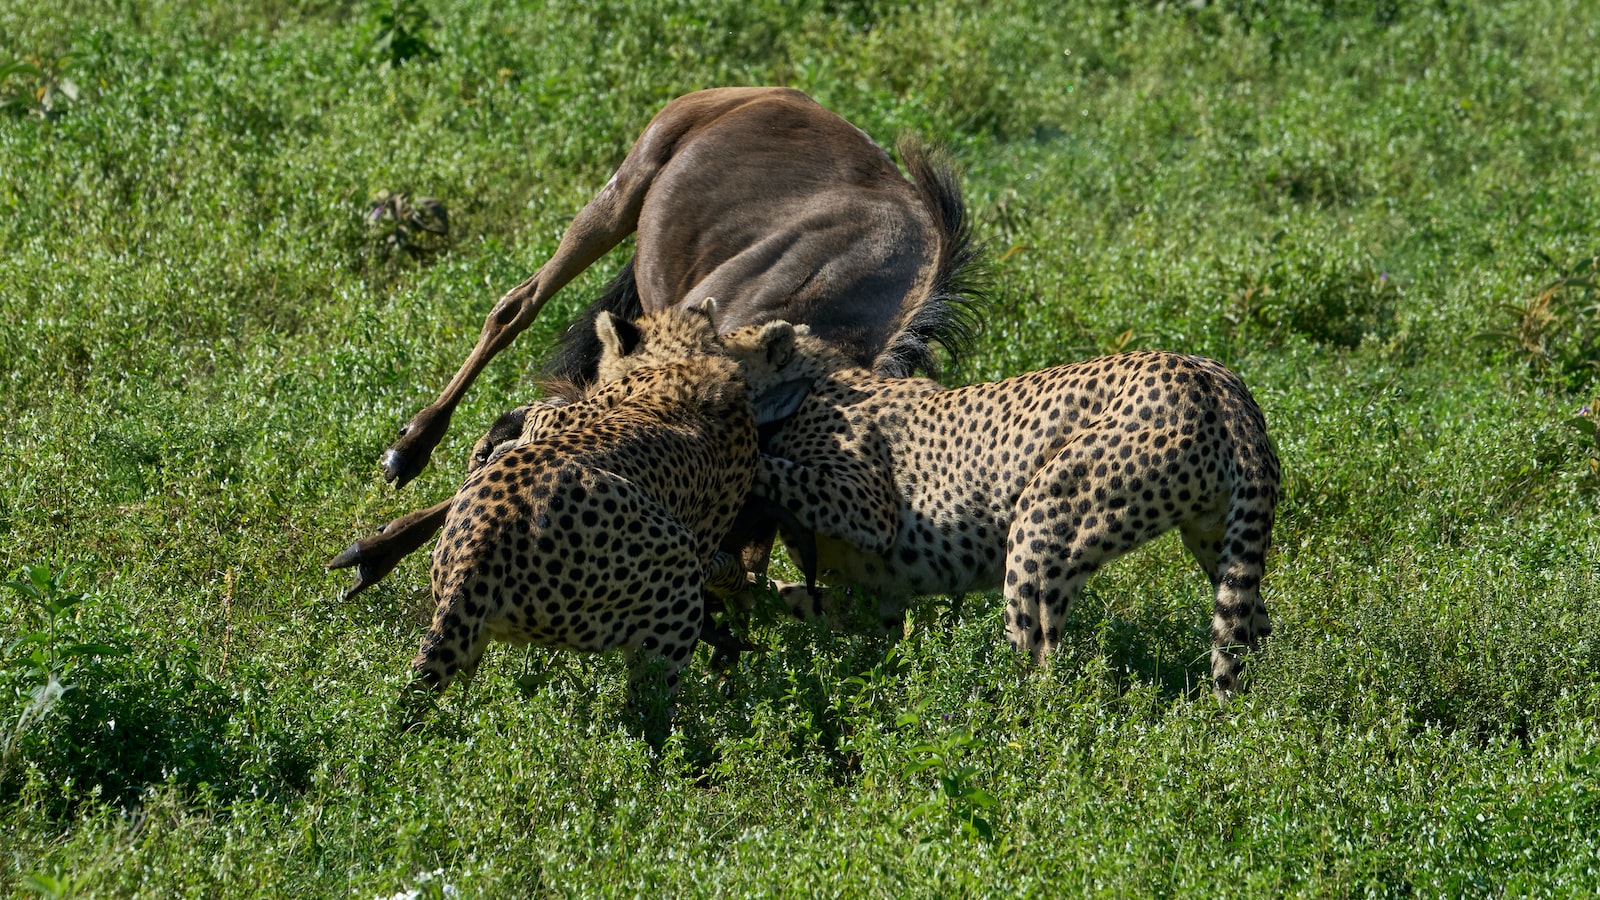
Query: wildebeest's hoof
xmin=327 ymin=499 xmax=453 ymax=598
xmin=379 ymin=446 xmax=429 ymax=488
xmin=379 ymin=448 xmax=407 ymax=484
xmin=327 ymin=537 xmax=400 ymax=600
xmin=381 ymin=411 xmax=450 ymax=487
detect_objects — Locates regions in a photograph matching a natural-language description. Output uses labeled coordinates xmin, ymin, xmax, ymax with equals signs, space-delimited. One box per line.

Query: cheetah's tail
xmin=1208 ymin=400 xmax=1281 ymax=699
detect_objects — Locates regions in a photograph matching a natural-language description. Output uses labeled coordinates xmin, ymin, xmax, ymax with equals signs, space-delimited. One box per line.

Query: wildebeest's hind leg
xmin=379 ymin=118 xmax=679 ymax=487
xmin=538 ymin=258 xmax=643 ymax=386
xmin=327 ymin=499 xmax=453 ymax=599
xmin=331 ymin=280 xmax=636 ymax=602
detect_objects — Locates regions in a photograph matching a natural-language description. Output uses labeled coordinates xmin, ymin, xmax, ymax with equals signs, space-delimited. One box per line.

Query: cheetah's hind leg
xmin=400 ymin=600 xmax=490 ymax=730
xmin=617 ymin=521 xmax=706 ymax=742
xmin=1001 ymin=442 xmax=1180 ymax=666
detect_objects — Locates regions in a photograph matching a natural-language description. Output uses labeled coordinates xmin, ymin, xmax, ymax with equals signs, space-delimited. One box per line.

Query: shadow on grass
xmin=4 ymin=650 xmax=316 ymax=820
xmin=669 ymin=585 xmax=1221 ymax=782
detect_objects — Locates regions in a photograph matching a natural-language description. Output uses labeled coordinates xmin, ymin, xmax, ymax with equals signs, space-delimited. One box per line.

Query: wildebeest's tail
xmin=871 ymin=136 xmax=990 ymax=379
xmin=539 ymin=257 xmax=644 ymax=385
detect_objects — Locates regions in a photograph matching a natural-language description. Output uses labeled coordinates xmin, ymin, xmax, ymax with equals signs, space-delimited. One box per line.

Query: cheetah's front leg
xmin=402 ymin=600 xmax=491 ymax=726
xmin=755 ymin=452 xmax=900 ymax=555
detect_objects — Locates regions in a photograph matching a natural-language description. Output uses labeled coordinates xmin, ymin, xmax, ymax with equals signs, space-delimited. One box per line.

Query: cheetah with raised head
xmin=458 ymin=292 xmax=736 ymax=474
xmin=406 ymin=306 xmax=795 ymax=717
xmin=711 ymin=320 xmax=1280 ymax=698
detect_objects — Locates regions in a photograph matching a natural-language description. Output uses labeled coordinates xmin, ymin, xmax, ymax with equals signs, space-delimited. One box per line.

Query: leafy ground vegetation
xmin=3 ymin=0 xmax=1599 ymax=895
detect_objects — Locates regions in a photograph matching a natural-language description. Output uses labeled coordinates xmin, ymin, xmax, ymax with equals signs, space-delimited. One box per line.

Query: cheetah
xmin=405 ymin=306 xmax=801 ymax=718
xmin=711 ymin=321 xmax=1280 ymax=698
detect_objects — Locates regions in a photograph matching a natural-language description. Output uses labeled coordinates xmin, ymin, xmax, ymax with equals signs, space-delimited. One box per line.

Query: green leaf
xmin=0 ymin=60 xmax=44 ymax=80
xmin=4 ymin=577 xmax=43 ymax=603
xmin=59 ymin=642 xmax=126 ymax=660
xmin=44 ymin=594 xmax=84 ymax=618
xmin=515 ymin=671 xmax=553 ymax=696
xmin=963 ymin=788 xmax=1000 ymax=810
xmin=4 ymin=631 xmax=50 ymax=654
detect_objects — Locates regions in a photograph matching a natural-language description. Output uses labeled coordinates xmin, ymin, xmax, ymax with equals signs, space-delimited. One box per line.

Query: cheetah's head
xmin=717 ymin=319 xmax=844 ymax=426
xmin=594 ymin=300 xmax=722 ymax=383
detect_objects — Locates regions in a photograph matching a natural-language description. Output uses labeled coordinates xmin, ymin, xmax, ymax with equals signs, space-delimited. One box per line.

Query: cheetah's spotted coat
xmin=405 ymin=308 xmax=762 ymax=713
xmin=717 ymin=322 xmax=1281 ymax=697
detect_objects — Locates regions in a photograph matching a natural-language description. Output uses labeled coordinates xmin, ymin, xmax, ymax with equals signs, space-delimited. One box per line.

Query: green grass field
xmin=3 ymin=0 xmax=1599 ymax=895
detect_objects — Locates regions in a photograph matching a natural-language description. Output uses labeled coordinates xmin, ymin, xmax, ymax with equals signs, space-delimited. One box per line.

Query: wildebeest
xmin=330 ymin=86 xmax=984 ymax=598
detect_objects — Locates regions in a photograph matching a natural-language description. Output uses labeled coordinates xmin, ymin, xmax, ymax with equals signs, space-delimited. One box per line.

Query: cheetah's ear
xmin=688 ymin=297 xmax=719 ymax=330
xmin=756 ymin=320 xmax=797 ymax=369
xmin=595 ymin=310 xmax=643 ymax=359
xmin=752 ymin=377 xmax=813 ymax=426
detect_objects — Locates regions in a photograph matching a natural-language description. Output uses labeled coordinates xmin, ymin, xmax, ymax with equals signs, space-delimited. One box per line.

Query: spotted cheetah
xmin=405 ymin=307 xmax=798 ymax=717
xmin=711 ymin=321 xmax=1280 ymax=698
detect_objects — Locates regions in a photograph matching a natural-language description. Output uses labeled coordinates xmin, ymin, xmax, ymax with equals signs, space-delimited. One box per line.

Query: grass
xmin=3 ymin=0 xmax=1599 ymax=895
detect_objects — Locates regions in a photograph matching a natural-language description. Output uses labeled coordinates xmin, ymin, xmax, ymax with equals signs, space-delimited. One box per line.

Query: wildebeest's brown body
xmin=378 ymin=86 xmax=968 ymax=486
xmin=331 ymin=87 xmax=981 ymax=598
